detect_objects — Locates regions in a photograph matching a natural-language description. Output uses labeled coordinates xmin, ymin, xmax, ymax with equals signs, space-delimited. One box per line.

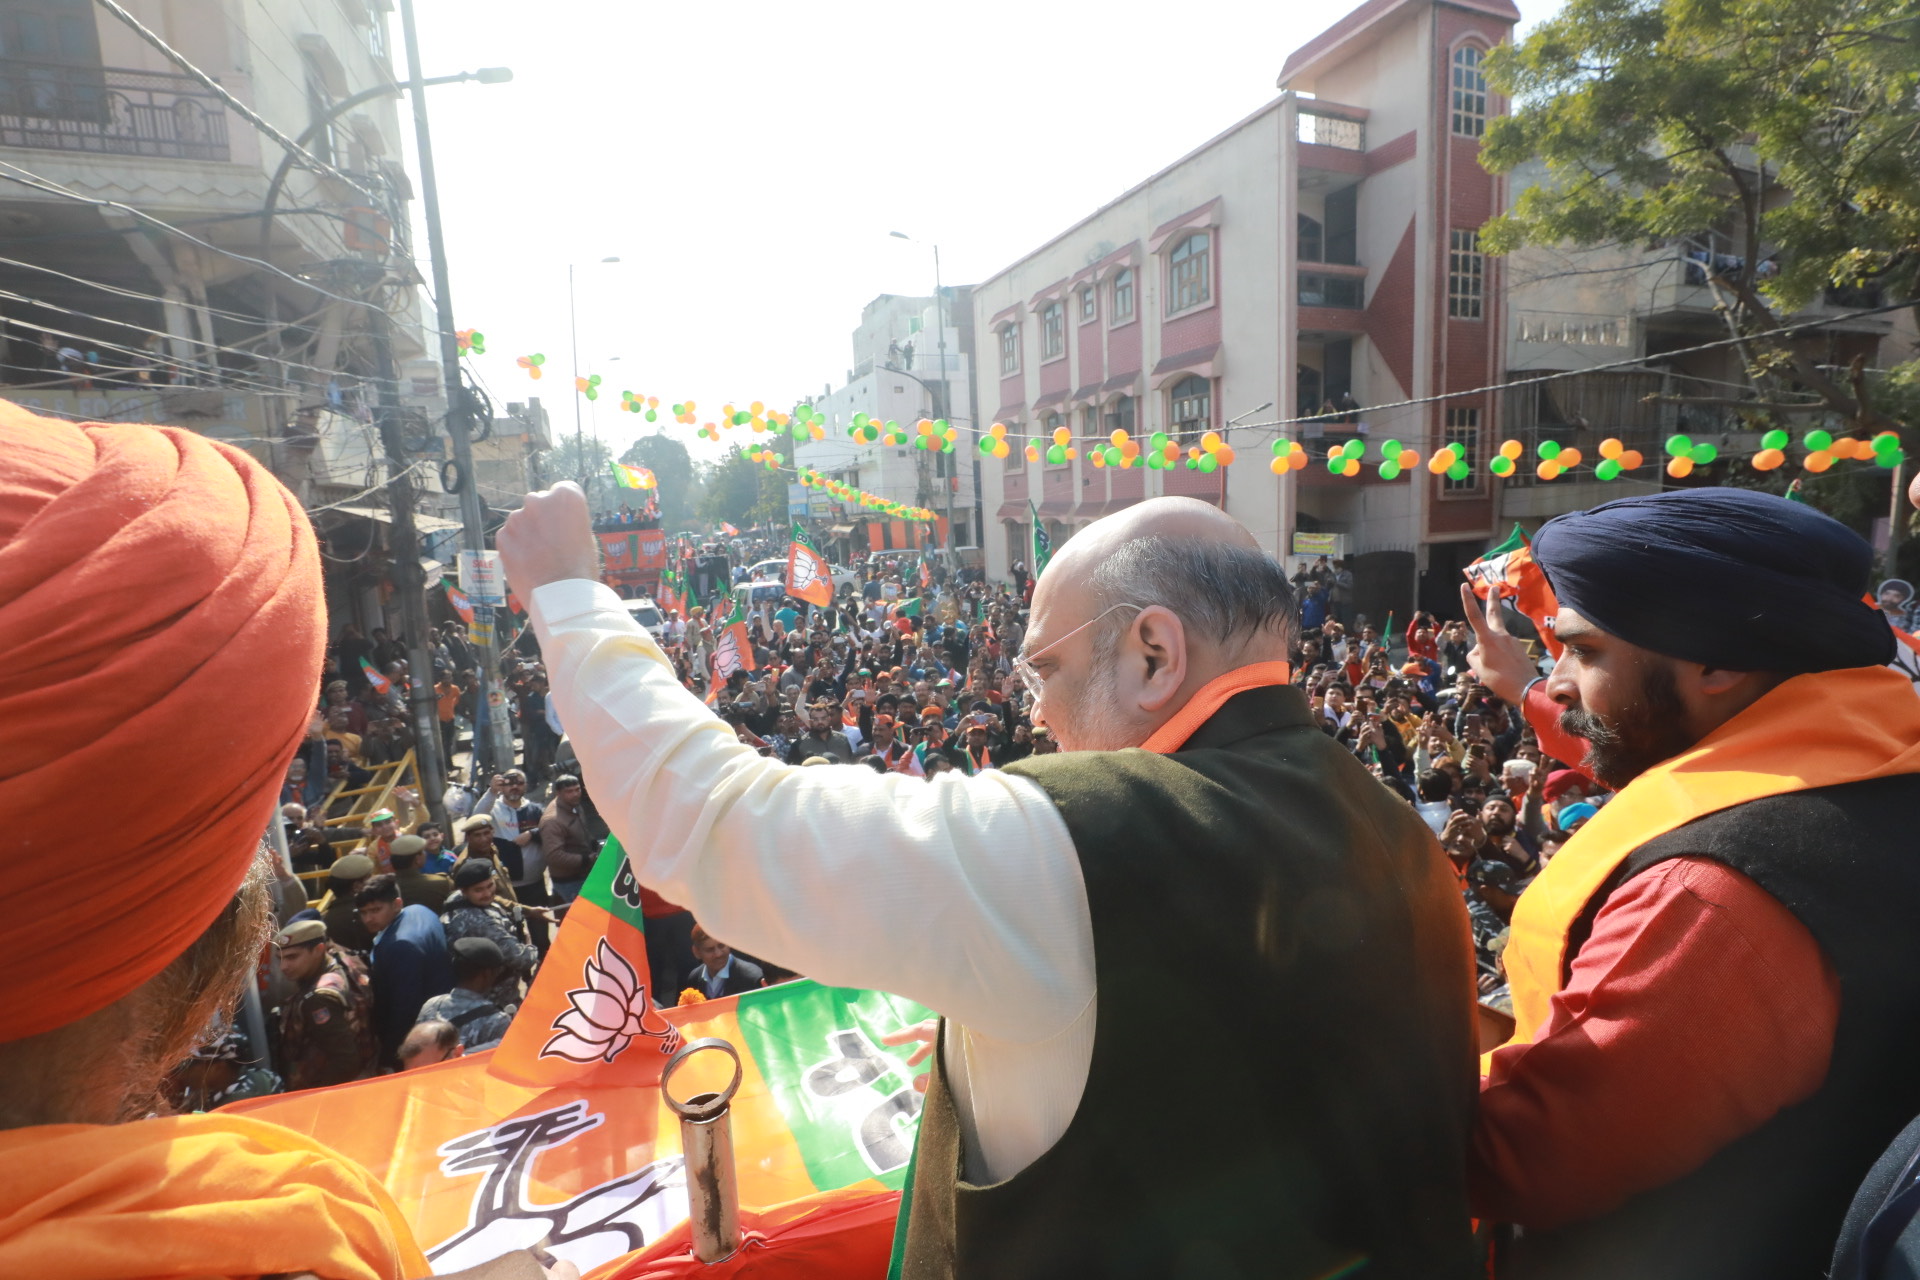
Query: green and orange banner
xmin=232 ymin=842 xmax=929 ymax=1277
xmin=1463 ymin=524 xmax=1563 ymax=659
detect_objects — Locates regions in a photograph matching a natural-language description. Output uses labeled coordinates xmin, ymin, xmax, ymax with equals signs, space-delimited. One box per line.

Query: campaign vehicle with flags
xmin=784 ymin=522 xmax=834 ymax=608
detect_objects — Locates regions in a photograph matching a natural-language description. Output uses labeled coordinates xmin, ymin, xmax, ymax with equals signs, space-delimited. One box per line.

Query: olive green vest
xmin=899 ymin=685 xmax=1477 ymax=1279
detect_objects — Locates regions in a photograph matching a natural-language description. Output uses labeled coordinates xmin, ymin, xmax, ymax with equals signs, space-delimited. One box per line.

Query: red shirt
xmin=1473 ymin=854 xmax=1840 ymax=1228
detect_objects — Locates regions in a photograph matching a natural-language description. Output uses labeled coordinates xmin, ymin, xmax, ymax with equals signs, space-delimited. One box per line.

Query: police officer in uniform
xmin=273 ymin=919 xmax=379 ymax=1090
xmin=318 ymin=852 xmax=376 ymax=952
xmin=390 ymin=834 xmax=453 ymax=911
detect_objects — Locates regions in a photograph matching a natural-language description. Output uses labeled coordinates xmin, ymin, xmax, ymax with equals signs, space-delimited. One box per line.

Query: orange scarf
xmin=0 ymin=1112 xmax=427 ymax=1280
xmin=1141 ymin=661 xmax=1294 ymax=754
xmin=1498 ymin=665 xmax=1920 ymax=1064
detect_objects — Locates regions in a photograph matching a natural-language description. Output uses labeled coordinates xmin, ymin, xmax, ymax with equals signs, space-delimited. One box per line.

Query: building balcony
xmin=1297 ymin=265 xmax=1367 ymax=332
xmin=1295 ymin=101 xmax=1367 ymax=174
xmin=0 ymin=59 xmax=231 ymax=162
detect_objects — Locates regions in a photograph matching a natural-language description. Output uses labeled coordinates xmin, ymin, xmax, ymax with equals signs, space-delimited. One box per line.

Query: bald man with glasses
xmin=500 ymin=486 xmax=1475 ymax=1280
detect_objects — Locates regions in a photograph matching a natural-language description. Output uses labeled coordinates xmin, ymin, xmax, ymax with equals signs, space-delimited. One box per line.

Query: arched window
xmin=1111 ymin=268 xmax=1135 ymax=323
xmin=1298 ymin=214 xmax=1324 ymax=264
xmin=1041 ymin=301 xmax=1065 ymax=358
xmin=1104 ymin=394 xmax=1136 ymax=435
xmin=1170 ymin=375 xmax=1210 ymax=440
xmin=1452 ymin=46 xmax=1487 ymax=137
xmin=1168 ymin=233 xmax=1210 ymax=313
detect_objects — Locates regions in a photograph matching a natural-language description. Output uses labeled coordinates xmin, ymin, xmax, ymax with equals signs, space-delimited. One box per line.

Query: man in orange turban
xmin=0 ymin=401 xmax=560 ymax=1280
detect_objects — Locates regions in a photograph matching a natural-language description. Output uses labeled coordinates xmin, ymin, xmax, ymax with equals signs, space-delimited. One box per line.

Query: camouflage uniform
xmin=441 ymin=895 xmax=539 ymax=1008
xmin=279 ymin=947 xmax=379 ymax=1091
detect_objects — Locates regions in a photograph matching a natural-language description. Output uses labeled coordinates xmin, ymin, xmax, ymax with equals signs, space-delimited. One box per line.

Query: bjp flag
xmin=1463 ymin=524 xmax=1563 ymax=659
xmin=784 ymin=522 xmax=833 ymax=608
xmin=231 ymin=841 xmax=928 ymax=1277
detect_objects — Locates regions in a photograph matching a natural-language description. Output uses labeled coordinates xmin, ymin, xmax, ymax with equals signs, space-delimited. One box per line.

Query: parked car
xmin=623 ymin=597 xmax=669 ymax=644
xmin=747 ymin=558 xmax=859 ymax=594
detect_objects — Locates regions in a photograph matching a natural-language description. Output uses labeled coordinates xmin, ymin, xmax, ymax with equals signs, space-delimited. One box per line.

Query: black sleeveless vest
xmin=1502 ymin=774 xmax=1920 ymax=1280
xmin=899 ymin=685 xmax=1478 ymax=1279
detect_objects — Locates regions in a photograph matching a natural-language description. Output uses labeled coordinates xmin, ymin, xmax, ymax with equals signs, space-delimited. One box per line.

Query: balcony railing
xmin=0 ymin=59 xmax=231 ymax=162
xmin=1297 ymin=111 xmax=1365 ymax=152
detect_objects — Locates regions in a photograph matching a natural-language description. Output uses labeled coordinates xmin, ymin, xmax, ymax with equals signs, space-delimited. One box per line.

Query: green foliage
xmin=1481 ymin=0 xmax=1920 ymax=428
xmin=622 ymin=432 xmax=696 ymax=530
xmin=540 ymin=435 xmax=617 ymax=511
xmin=697 ymin=444 xmax=787 ymax=530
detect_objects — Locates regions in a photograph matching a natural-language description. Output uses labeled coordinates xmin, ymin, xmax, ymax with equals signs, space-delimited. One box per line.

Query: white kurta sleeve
xmin=531 ymin=579 xmax=1094 ymax=1046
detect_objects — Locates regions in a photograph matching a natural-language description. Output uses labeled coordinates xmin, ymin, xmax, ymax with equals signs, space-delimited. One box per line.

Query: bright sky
xmin=410 ymin=0 xmax=1559 ymax=466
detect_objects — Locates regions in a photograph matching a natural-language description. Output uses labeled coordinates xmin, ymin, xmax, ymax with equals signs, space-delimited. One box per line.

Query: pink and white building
xmin=973 ymin=0 xmax=1522 ymax=619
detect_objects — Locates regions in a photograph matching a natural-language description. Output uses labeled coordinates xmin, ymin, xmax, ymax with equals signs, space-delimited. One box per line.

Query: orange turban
xmin=0 ymin=402 xmax=323 ymax=1042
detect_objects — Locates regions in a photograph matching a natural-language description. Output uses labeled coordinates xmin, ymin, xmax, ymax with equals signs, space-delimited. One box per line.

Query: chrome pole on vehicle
xmin=662 ymin=1038 xmax=745 ymax=1265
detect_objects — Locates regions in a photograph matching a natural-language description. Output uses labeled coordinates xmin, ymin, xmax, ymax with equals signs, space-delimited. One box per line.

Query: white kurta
xmin=532 ymin=580 xmax=1095 ymax=1181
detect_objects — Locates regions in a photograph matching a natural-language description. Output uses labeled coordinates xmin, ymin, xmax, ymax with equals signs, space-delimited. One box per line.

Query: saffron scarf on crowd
xmin=1496 ymin=665 xmax=1920 ymax=1063
xmin=0 ymin=1113 xmax=425 ymax=1280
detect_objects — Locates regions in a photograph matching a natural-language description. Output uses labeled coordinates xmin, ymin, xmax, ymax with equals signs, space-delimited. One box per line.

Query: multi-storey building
xmin=797 ymin=289 xmax=978 ymax=558
xmin=0 ymin=0 xmax=458 ymax=628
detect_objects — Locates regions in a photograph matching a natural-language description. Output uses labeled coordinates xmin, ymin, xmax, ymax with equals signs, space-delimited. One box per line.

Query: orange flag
xmin=232 ymin=842 xmax=929 ymax=1278
xmin=1463 ymin=524 xmax=1563 ymax=659
xmin=785 ymin=522 xmax=833 ymax=608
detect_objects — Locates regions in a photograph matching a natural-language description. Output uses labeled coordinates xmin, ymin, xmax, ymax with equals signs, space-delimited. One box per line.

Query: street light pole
xmin=568 ymin=256 xmax=620 ymax=501
xmin=396 ymin=0 xmax=513 ymax=777
xmin=891 ymin=231 xmax=961 ymax=557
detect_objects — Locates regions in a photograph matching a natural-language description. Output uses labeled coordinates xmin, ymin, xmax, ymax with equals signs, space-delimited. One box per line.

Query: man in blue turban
xmin=1465 ymin=486 xmax=1920 ymax=1280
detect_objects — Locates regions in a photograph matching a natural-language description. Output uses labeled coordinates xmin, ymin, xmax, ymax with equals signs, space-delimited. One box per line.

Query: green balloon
xmin=1446 ymin=461 xmax=1469 ymax=481
xmin=1448 ymin=442 xmax=1466 ymax=457
xmin=1186 ymin=457 xmax=1199 ymax=469
xmin=733 ymin=411 xmax=750 ymax=425
xmin=671 ymin=403 xmax=685 ymax=416
xmin=1047 ymin=444 xmax=1066 ymax=464
xmin=1380 ymin=460 xmax=1402 ymax=480
xmin=1875 ymin=433 xmax=1902 ymax=455
xmin=1382 ymin=439 xmax=1403 ymax=458
xmin=1105 ymin=447 xmax=1121 ymax=466
xmin=1150 ymin=432 xmax=1169 ymax=451
xmin=1198 ymin=454 xmax=1218 ymax=473
xmin=1877 ymin=450 xmax=1904 ymax=469
xmin=1761 ymin=428 xmax=1790 ymax=450
xmin=1665 ymin=434 xmax=1693 ymax=458
xmin=1689 ymin=443 xmax=1718 ymax=464
xmin=1490 ymin=456 xmax=1514 ymax=477
xmin=1596 ymin=458 xmax=1623 ymax=481
xmin=1327 ymin=456 xmax=1344 ymax=474
xmin=978 ymin=437 xmax=994 ymax=456
xmin=1342 ymin=439 xmax=1365 ymax=459
xmin=583 ymin=388 xmax=598 ymax=401
xmin=853 ymin=412 xmax=870 ymax=427
xmin=1146 ymin=453 xmax=1163 ymax=470
xmin=1804 ymin=429 xmax=1833 ymax=451
xmin=885 ymin=420 xmax=898 ymax=431
xmin=933 ymin=419 xmax=949 ymax=432
xmin=1538 ymin=439 xmax=1561 ymax=460
xmin=942 ymin=440 xmax=955 ymax=453
xmin=644 ymin=409 xmax=657 ymax=422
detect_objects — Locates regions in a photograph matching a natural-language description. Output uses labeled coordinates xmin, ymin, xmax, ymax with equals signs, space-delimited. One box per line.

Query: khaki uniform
xmin=319 ymin=891 xmax=374 ymax=952
xmin=279 ymin=949 xmax=379 ymax=1091
xmin=395 ymin=865 xmax=454 ymax=912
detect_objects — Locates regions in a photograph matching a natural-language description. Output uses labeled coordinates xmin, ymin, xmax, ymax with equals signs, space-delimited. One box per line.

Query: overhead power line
xmin=89 ymin=0 xmax=380 ymax=204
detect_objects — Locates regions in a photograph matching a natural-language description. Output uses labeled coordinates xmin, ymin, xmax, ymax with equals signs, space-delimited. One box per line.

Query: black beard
xmin=1558 ymin=663 xmax=1693 ymax=789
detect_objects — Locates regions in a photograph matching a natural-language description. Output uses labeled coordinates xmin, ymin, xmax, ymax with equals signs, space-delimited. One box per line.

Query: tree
xmin=698 ymin=444 xmax=788 ymax=531
xmin=540 ymin=434 xmax=617 ymax=508
xmin=1481 ymin=0 xmax=1920 ymax=428
xmin=621 ymin=432 xmax=695 ymax=530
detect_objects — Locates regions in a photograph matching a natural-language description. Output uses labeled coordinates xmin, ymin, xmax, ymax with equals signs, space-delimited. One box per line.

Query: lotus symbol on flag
xmin=791 ymin=553 xmax=822 ymax=593
xmin=541 ymin=940 xmax=682 ymax=1064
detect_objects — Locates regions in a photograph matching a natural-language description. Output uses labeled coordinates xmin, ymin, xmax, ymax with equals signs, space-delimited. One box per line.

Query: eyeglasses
xmin=1012 ymin=602 xmax=1146 ymax=699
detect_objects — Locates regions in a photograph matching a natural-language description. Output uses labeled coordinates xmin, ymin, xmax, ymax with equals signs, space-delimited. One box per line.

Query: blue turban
xmin=1531 ymin=487 xmax=1894 ymax=674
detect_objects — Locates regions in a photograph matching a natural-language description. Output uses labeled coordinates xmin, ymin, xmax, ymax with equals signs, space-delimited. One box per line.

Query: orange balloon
xmin=1599 ymin=438 xmax=1623 ymax=459
xmin=1753 ymin=448 xmax=1787 ymax=471
xmin=1399 ymin=450 xmax=1420 ymax=469
xmin=1025 ymin=445 xmax=1041 ymax=462
xmin=1620 ymin=450 xmax=1644 ymax=470
xmin=1831 ymin=438 xmax=1859 ymax=459
xmin=1558 ymin=448 xmax=1583 ymax=468
xmin=1270 ymin=456 xmax=1290 ymax=475
xmin=1805 ymin=450 xmax=1835 ymax=473
xmin=1052 ymin=427 xmax=1070 ymax=446
xmin=1668 ymin=456 xmax=1695 ymax=478
xmin=993 ymin=441 xmax=1009 ymax=459
xmin=1092 ymin=451 xmax=1107 ymax=468
xmin=1109 ymin=429 xmax=1129 ymax=447
xmin=750 ymin=400 xmax=764 ymax=415
xmin=1499 ymin=439 xmax=1524 ymax=461
xmin=1328 ymin=446 xmax=1344 ymax=461
xmin=1426 ymin=454 xmax=1448 ymax=474
xmin=1536 ymin=461 xmax=1561 ymax=481
xmin=1201 ymin=431 xmax=1223 ymax=454
xmin=990 ymin=422 xmax=1007 ymax=439
xmin=1121 ymin=440 xmax=1141 ymax=459
xmin=1163 ymin=443 xmax=1180 ymax=462
xmin=1340 ymin=458 xmax=1361 ymax=477
xmin=1217 ymin=445 xmax=1236 ymax=466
